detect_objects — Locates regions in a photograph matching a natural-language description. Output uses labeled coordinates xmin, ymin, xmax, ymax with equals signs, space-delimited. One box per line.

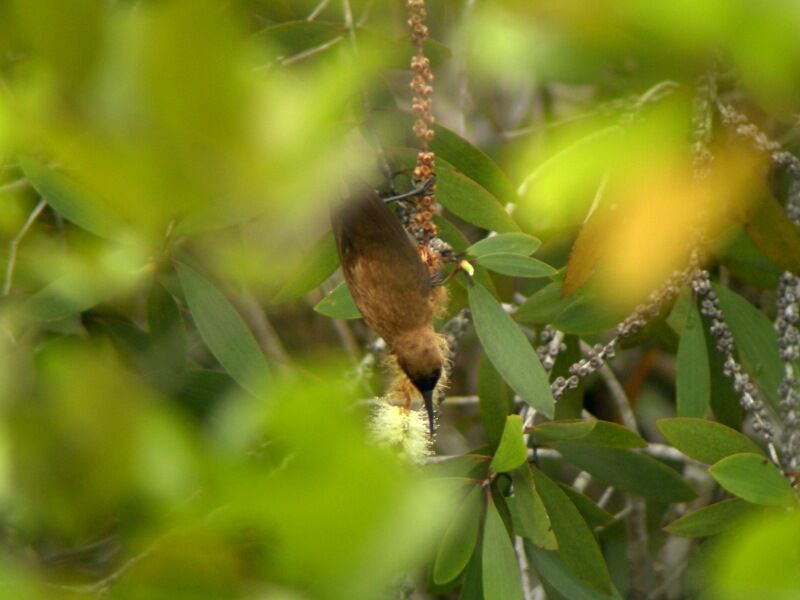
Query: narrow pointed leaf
xmin=19 ymin=156 xmax=128 ymax=240
xmin=657 ymin=418 xmax=763 ymax=464
xmin=709 ymin=453 xmax=796 ymax=507
xmin=147 ymin=281 xmax=187 ymax=375
xmin=676 ymin=301 xmax=710 ymax=418
xmin=476 ymin=254 xmax=556 ymax=278
xmin=433 ymin=486 xmax=483 ymax=584
xmin=528 ymin=545 xmax=623 ymax=600
xmin=478 ymin=357 xmax=511 ymax=451
xmin=482 ymin=497 xmax=523 ymax=600
xmin=468 ymin=233 xmax=541 ymax=258
xmin=558 ymin=485 xmax=615 ymax=529
xmin=511 ymin=467 xmax=557 ymax=549
xmin=530 ymin=466 xmax=612 ymax=594
xmin=664 ymin=498 xmax=753 ymax=538
xmin=437 ymin=170 xmax=520 ymax=233
xmin=555 ymin=443 xmax=697 ymax=503
xmin=469 ymin=281 xmax=554 ymax=417
xmin=532 ymin=419 xmax=646 ymax=449
xmin=176 ymin=262 xmax=270 ymax=394
xmin=490 ymin=415 xmax=527 ymax=473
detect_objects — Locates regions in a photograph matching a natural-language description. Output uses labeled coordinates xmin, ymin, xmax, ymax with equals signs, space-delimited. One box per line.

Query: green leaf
xmin=701 ymin=309 xmax=742 ymax=428
xmin=459 ymin=541 xmax=483 ymax=600
xmin=482 ymin=496 xmax=523 ymax=600
xmin=24 ymin=272 xmax=113 ymax=321
xmin=468 ymin=282 xmax=555 ymax=418
xmin=664 ymin=498 xmax=753 ymax=538
xmin=176 ymin=262 xmax=270 ymax=394
xmin=530 ymin=466 xmax=612 ymax=594
xmin=743 ymin=189 xmax=800 ymax=275
xmin=676 ymin=300 xmax=711 ymax=418
xmin=313 ymin=282 xmax=361 ymax=320
xmin=274 ymin=231 xmax=339 ymax=302
xmin=437 ymin=169 xmax=520 ymax=233
xmin=528 ymin=545 xmax=623 ymax=600
xmin=511 ymin=467 xmax=557 ymax=549
xmin=718 ymin=227 xmax=782 ymax=289
xmin=476 ymin=254 xmax=556 ymax=278
xmin=532 ymin=420 xmax=646 ymax=449
xmin=468 ymin=233 xmax=542 ymax=258
xmin=709 ymin=453 xmax=796 ymax=507
xmin=515 ymin=281 xmax=573 ymax=325
xmin=19 ymin=156 xmax=128 ymax=240
xmin=558 ymin=485 xmax=615 ymax=529
xmin=433 ymin=486 xmax=483 ymax=584
xmin=478 ymin=357 xmax=511 ymax=451
xmin=490 ymin=416 xmax=528 ymax=473
xmin=657 ymin=418 xmax=763 ymax=464
xmin=555 ymin=444 xmax=697 ymax=503
xmin=714 ymin=285 xmax=782 ymax=412
xmin=147 ymin=280 xmax=187 ymax=375
xmin=553 ymin=293 xmax=629 ymax=335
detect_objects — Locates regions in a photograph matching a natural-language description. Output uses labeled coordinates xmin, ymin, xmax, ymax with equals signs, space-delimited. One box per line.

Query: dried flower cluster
xmin=405 ymin=0 xmax=438 ymax=247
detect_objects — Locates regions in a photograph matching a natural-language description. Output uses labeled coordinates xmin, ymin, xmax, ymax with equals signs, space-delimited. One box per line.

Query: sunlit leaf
xmin=176 ymin=261 xmax=270 ymax=394
xmin=313 ymin=281 xmax=361 ymax=320
xmin=437 ymin=170 xmax=520 ymax=233
xmin=468 ymin=233 xmax=541 ymax=257
xmin=656 ymin=418 xmax=763 ymax=464
xmin=709 ymin=453 xmax=796 ymax=507
xmin=476 ymin=254 xmax=556 ymax=278
xmin=530 ymin=466 xmax=612 ymax=594
xmin=468 ymin=281 xmax=555 ymax=418
xmin=676 ymin=301 xmax=710 ymax=418
xmin=482 ymin=496 xmax=523 ymax=600
xmin=274 ymin=231 xmax=339 ymax=302
xmin=664 ymin=498 xmax=753 ymax=538
xmin=490 ymin=415 xmax=527 ymax=473
xmin=433 ymin=486 xmax=483 ymax=584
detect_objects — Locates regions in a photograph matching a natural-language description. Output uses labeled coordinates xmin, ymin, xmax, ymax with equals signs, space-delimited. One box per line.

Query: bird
xmin=331 ymin=182 xmax=447 ymax=436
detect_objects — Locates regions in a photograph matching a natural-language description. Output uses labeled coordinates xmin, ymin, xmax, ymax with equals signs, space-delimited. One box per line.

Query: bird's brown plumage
xmin=332 ymin=187 xmax=446 ymax=433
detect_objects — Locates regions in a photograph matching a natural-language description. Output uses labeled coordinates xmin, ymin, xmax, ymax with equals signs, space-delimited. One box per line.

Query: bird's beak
xmin=422 ymin=388 xmax=436 ymax=438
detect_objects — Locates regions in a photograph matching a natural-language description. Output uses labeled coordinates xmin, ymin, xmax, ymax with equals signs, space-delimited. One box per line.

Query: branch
xmin=3 ymin=198 xmax=46 ymax=296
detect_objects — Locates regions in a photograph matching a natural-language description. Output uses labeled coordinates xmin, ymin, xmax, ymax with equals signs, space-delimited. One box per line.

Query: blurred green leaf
xmin=742 ymin=188 xmax=800 ymax=275
xmin=718 ymin=227 xmax=782 ymax=289
xmin=482 ymin=496 xmax=523 ymax=600
xmin=676 ymin=300 xmax=710 ymax=418
xmin=313 ymin=281 xmax=361 ymax=320
xmin=714 ymin=285 xmax=782 ymax=412
xmin=147 ymin=280 xmax=187 ymax=376
xmin=478 ymin=357 xmax=512 ymax=451
xmin=530 ymin=466 xmax=612 ymax=594
xmin=552 ymin=293 xmax=629 ymax=335
xmin=176 ymin=261 xmax=270 ymax=394
xmin=511 ymin=467 xmax=557 ymax=550
xmin=433 ymin=486 xmax=483 ymax=585
xmin=476 ymin=254 xmax=556 ymax=278
xmin=532 ymin=419 xmax=646 ymax=449
xmin=490 ymin=415 xmax=527 ymax=473
xmin=709 ymin=453 xmax=796 ymax=507
xmin=459 ymin=544 xmax=483 ymax=600
xmin=24 ymin=272 xmax=112 ymax=321
xmin=664 ymin=498 xmax=753 ymax=538
xmin=656 ymin=418 xmax=763 ymax=464
xmin=468 ymin=233 xmax=541 ymax=257
xmin=437 ymin=169 xmax=520 ymax=233
xmin=19 ymin=156 xmax=128 ymax=240
xmin=555 ymin=443 xmax=697 ymax=503
xmin=274 ymin=232 xmax=339 ymax=302
xmin=469 ymin=281 xmax=554 ymax=418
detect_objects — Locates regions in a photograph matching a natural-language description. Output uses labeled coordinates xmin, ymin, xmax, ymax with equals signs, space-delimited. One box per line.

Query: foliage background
xmin=0 ymin=1 xmax=799 ymax=599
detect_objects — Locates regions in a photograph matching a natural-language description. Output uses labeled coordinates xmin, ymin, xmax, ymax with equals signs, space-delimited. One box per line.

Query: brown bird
xmin=332 ymin=184 xmax=447 ymax=435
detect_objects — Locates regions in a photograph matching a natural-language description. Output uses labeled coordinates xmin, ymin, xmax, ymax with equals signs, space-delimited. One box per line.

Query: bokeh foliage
xmin=1 ymin=1 xmax=799 ymax=599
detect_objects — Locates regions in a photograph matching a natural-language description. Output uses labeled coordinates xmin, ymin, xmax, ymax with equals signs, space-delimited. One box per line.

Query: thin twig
xmin=3 ymin=198 xmax=46 ymax=296
xmin=306 ymin=0 xmax=330 ymax=20
xmin=515 ymin=536 xmax=536 ymax=600
xmin=0 ymin=178 xmax=28 ymax=195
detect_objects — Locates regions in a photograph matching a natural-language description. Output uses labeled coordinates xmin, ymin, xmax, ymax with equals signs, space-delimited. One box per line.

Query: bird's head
xmin=395 ymin=330 xmax=447 ymax=437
